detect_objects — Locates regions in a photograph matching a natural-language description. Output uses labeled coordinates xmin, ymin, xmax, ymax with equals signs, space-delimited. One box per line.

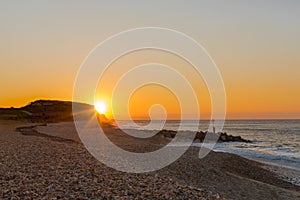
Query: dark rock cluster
xmin=158 ymin=129 xmax=251 ymax=143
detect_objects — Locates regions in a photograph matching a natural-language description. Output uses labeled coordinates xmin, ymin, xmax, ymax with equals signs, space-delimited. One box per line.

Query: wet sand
xmin=1 ymin=120 xmax=300 ymax=199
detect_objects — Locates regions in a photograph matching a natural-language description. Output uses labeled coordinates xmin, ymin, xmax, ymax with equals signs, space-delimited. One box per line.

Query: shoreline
xmin=198 ymin=144 xmax=300 ymax=174
xmin=34 ymin=122 xmax=300 ymax=187
xmin=2 ymin=120 xmax=299 ymax=199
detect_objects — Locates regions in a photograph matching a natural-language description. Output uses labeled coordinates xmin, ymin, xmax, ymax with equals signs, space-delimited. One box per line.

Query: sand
xmin=1 ymin=120 xmax=300 ymax=199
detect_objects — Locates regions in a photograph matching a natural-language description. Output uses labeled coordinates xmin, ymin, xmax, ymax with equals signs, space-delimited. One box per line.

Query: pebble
xmin=0 ymin=124 xmax=226 ymax=200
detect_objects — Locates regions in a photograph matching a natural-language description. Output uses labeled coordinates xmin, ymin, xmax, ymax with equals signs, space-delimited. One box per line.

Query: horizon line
xmin=1 ymin=99 xmax=299 ymax=121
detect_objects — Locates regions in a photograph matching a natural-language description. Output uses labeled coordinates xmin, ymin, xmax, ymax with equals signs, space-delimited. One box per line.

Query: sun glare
xmin=94 ymin=101 xmax=107 ymax=114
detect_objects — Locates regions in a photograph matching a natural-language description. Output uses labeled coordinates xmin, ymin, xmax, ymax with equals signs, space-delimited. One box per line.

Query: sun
xmin=94 ymin=101 xmax=107 ymax=114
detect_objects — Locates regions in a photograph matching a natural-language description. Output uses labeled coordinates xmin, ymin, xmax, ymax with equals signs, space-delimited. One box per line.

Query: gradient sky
xmin=1 ymin=0 xmax=300 ymax=119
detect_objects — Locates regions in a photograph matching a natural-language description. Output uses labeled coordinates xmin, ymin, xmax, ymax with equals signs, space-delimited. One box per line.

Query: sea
xmin=116 ymin=120 xmax=300 ymax=170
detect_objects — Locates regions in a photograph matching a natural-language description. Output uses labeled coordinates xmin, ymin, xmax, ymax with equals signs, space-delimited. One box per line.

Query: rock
xmin=194 ymin=138 xmax=201 ymax=143
xmin=159 ymin=130 xmax=177 ymax=138
xmin=159 ymin=129 xmax=251 ymax=143
xmin=220 ymin=135 xmax=227 ymax=141
xmin=195 ymin=131 xmax=205 ymax=141
xmin=218 ymin=133 xmax=251 ymax=143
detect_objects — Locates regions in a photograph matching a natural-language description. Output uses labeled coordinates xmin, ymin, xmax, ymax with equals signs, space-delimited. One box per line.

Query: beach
xmin=2 ymin=1 xmax=300 ymax=199
xmin=1 ymin=120 xmax=299 ymax=199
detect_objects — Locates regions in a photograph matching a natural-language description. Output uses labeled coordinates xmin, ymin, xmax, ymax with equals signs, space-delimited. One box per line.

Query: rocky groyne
xmin=158 ymin=129 xmax=251 ymax=143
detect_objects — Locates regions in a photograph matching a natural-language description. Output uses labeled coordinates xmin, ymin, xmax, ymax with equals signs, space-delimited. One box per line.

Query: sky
xmin=1 ymin=0 xmax=300 ymax=119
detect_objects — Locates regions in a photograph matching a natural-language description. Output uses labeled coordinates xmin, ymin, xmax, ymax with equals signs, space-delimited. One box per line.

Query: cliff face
xmin=0 ymin=100 xmax=93 ymax=123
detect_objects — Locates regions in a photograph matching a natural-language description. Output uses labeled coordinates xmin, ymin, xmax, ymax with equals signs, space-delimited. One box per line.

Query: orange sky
xmin=1 ymin=1 xmax=300 ymax=119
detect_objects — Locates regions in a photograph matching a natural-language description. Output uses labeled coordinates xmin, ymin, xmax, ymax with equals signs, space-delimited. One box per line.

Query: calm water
xmin=117 ymin=120 xmax=300 ymax=170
